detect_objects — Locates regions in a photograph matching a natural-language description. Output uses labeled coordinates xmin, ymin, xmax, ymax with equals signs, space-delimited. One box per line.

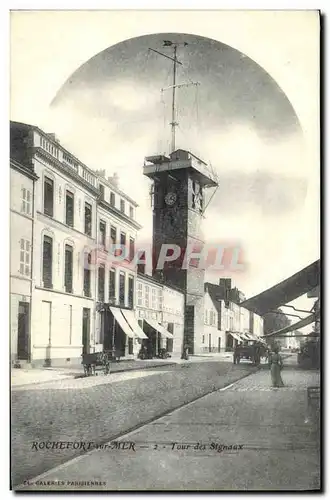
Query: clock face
xmin=165 ymin=192 xmax=177 ymax=206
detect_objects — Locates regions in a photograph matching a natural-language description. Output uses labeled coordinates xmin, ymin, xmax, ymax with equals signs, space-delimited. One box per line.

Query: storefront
xmin=97 ymin=304 xmax=147 ymax=358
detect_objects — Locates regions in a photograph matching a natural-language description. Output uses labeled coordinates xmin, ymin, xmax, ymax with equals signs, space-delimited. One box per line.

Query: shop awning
xmin=144 ymin=318 xmax=174 ymax=339
xmin=239 ymin=333 xmax=251 ymax=340
xmin=264 ymin=313 xmax=316 ymax=338
xmin=110 ymin=307 xmax=134 ymax=339
xmin=121 ymin=309 xmax=148 ymax=339
xmin=229 ymin=332 xmax=242 ymax=342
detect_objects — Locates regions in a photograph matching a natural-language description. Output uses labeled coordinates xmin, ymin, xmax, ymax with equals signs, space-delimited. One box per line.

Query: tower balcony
xmin=143 ymin=149 xmax=218 ymax=188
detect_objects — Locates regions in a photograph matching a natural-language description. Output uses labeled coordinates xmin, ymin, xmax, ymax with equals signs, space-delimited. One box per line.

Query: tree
xmin=263 ymin=308 xmax=291 ymax=335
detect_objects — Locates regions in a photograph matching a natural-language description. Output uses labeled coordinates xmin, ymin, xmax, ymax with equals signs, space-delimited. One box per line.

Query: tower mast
xmin=149 ymin=40 xmax=198 ymax=153
xmin=171 ymin=44 xmax=177 ymax=151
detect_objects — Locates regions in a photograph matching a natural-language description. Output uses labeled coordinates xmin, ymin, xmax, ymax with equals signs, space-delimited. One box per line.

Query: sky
xmin=10 ymin=10 xmax=320 ymax=326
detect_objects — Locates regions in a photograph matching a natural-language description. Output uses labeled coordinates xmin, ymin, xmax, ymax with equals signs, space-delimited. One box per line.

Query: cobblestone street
xmin=11 ymin=360 xmax=255 ymax=487
xmin=15 ymin=354 xmax=320 ymax=492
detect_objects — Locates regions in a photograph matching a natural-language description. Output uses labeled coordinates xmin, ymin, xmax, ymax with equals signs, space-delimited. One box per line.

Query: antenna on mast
xmin=148 ymin=40 xmax=199 ymax=152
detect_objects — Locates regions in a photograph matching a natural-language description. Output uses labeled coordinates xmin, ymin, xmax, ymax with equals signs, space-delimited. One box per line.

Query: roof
xmin=204 ymin=282 xmax=222 ymax=312
xmin=10 ymin=120 xmax=139 ymax=207
xmin=240 ymin=260 xmax=320 ymax=316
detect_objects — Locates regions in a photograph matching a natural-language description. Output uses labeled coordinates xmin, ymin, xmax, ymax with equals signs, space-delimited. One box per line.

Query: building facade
xmin=10 ymin=121 xmax=142 ymax=366
xmin=201 ymin=281 xmax=264 ymax=353
xmin=136 ymin=273 xmax=184 ymax=357
xmin=10 ymin=159 xmax=38 ymax=364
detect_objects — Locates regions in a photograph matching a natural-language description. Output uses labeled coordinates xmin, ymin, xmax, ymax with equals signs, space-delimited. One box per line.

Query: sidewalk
xmin=11 ymin=356 xmax=183 ymax=388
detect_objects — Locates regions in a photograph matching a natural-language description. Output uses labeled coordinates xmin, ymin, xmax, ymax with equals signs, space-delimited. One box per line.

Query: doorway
xmin=209 ymin=333 xmax=212 ymax=353
xmin=82 ymin=308 xmax=90 ymax=355
xmin=218 ymin=337 xmax=221 ymax=353
xmin=17 ymin=302 xmax=29 ymax=360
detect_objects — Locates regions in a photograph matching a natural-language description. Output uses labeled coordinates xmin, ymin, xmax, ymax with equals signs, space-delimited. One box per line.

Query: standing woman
xmin=269 ymin=346 xmax=284 ymax=388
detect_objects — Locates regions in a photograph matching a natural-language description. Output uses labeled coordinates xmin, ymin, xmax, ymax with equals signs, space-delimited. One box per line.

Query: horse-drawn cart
xmin=81 ymin=351 xmax=112 ymax=376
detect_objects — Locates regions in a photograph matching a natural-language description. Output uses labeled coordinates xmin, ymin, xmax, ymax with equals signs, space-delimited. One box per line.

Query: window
xmin=109 ymin=268 xmax=116 ymax=304
xmin=119 ymin=272 xmax=125 ymax=306
xmin=110 ymin=226 xmax=117 ymax=247
xmin=129 ymin=237 xmax=135 ymax=261
xmin=99 ymin=221 xmax=106 ymax=246
xmin=83 ymin=252 xmax=91 ymax=298
xmin=64 ymin=244 xmax=73 ymax=293
xmin=98 ymin=265 xmax=105 ymax=302
xmin=43 ymin=235 xmax=53 ymax=288
xmin=19 ymin=239 xmax=31 ymax=276
xmin=99 ymin=184 xmax=105 ymax=200
xmin=137 ymin=283 xmax=143 ymax=306
xmin=120 ymin=199 xmax=125 ymax=213
xmin=152 ymin=288 xmax=156 ymax=309
xmin=129 ymin=205 xmax=134 ymax=218
xmin=21 ymin=188 xmax=31 ymax=215
xmin=120 ymin=232 xmax=126 ymax=246
xmin=84 ymin=203 xmax=92 ymax=236
xmin=120 ymin=232 xmax=127 ymax=258
xmin=44 ymin=177 xmax=54 ymax=217
xmin=110 ymin=192 xmax=115 ymax=206
xmin=145 ymin=285 xmax=150 ymax=308
xmin=65 ymin=191 xmax=74 ymax=227
xmin=128 ymin=276 xmax=134 ymax=308
xmin=205 ymin=310 xmax=208 ymax=325
xmin=202 ymin=335 xmax=205 ymax=344
xmin=157 ymin=289 xmax=163 ymax=310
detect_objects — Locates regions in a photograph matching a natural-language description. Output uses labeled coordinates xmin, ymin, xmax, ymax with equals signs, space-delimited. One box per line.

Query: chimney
xmin=95 ymin=169 xmax=106 ymax=178
xmin=47 ymin=133 xmax=60 ymax=144
xmin=112 ymin=172 xmax=119 ymax=188
xmin=219 ymin=278 xmax=232 ymax=290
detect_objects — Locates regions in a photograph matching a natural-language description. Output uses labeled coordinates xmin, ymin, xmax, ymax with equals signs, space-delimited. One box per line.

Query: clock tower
xmin=143 ymin=149 xmax=218 ymax=354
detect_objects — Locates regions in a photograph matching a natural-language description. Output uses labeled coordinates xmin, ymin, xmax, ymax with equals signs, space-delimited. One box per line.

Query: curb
xmin=11 ymin=362 xmax=178 ymax=389
xmin=73 ymin=361 xmax=177 ymax=379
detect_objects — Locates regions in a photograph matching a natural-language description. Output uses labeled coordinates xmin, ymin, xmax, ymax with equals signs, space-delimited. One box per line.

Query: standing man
xmin=233 ymin=342 xmax=242 ymax=364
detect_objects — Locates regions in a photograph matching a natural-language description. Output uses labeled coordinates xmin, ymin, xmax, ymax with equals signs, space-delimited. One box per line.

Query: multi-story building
xmin=10 ymin=121 xmax=142 ymax=366
xmin=93 ymin=171 xmax=143 ymax=358
xmin=202 ymin=281 xmax=264 ymax=353
xmin=135 ymin=273 xmax=184 ymax=357
xmin=10 ymin=159 xmax=38 ymax=365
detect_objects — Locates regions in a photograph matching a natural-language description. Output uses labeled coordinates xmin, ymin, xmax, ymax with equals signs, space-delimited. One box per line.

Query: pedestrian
xmin=233 ymin=342 xmax=242 ymax=364
xmin=269 ymin=346 xmax=284 ymax=388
